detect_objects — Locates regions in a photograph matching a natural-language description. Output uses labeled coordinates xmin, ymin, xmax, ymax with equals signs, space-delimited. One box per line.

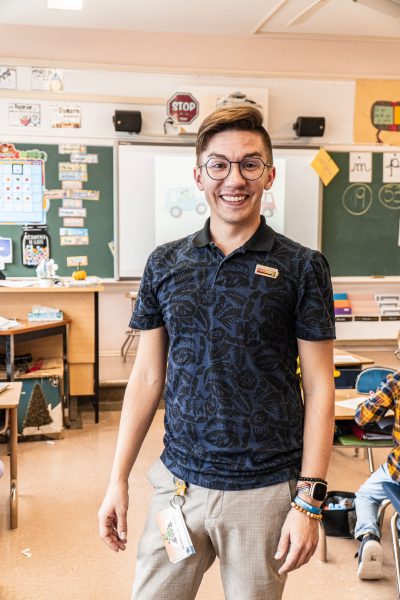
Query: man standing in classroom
xmin=98 ymin=106 xmax=336 ymax=600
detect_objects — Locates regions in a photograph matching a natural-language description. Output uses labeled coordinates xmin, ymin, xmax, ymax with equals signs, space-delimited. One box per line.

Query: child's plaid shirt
xmin=355 ymin=371 xmax=400 ymax=482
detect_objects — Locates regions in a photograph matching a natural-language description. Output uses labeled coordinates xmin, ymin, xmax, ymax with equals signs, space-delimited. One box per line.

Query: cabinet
xmin=0 ymin=286 xmax=102 ymax=421
xmin=333 ymin=277 xmax=400 ymax=342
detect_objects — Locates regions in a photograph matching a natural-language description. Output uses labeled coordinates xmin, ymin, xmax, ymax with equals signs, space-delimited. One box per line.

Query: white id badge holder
xmin=155 ymin=478 xmax=196 ymax=563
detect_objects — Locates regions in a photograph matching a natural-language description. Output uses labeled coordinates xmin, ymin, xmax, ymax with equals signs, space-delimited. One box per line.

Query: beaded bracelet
xmin=298 ymin=476 xmax=327 ymax=484
xmin=293 ymin=495 xmax=322 ymax=515
xmin=291 ymin=501 xmax=323 ymax=521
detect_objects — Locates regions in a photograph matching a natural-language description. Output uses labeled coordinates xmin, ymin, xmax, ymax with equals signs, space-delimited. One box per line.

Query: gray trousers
xmin=132 ymin=459 xmax=294 ymax=600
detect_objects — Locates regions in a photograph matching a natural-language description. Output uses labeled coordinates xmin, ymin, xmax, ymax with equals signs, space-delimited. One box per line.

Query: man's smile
xmin=220 ymin=194 xmax=248 ymax=205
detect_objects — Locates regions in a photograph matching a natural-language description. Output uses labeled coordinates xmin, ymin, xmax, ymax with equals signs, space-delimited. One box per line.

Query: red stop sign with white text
xmin=167 ymin=92 xmax=199 ymax=124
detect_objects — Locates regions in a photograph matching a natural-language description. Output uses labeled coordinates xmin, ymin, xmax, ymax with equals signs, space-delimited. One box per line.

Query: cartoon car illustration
xmin=165 ymin=187 xmax=207 ymax=218
xmin=260 ymin=191 xmax=276 ymax=218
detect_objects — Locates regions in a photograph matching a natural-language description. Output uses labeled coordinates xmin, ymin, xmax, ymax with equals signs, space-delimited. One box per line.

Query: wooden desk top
xmin=334 ymin=348 xmax=374 ymax=367
xmin=0 ymin=319 xmax=70 ymax=336
xmin=0 ymin=382 xmax=22 ymax=409
xmin=335 ymin=388 xmax=366 ymax=420
xmin=0 ymin=286 xmax=103 ymax=293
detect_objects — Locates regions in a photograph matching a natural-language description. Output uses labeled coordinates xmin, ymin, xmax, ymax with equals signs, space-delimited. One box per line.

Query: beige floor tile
xmin=0 ymin=410 xmax=397 ymax=600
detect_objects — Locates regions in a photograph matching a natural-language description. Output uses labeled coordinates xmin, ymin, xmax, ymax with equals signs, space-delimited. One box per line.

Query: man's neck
xmin=209 ymin=216 xmax=261 ymax=256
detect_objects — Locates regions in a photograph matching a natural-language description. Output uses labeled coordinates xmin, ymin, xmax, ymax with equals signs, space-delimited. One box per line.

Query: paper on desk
xmin=0 ymin=315 xmax=20 ymax=330
xmin=335 ymin=396 xmax=367 ymax=410
xmin=334 ymin=354 xmax=360 ymax=363
xmin=0 ymin=279 xmax=37 ymax=287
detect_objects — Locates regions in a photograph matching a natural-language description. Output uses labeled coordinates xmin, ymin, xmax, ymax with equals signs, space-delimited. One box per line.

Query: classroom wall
xmin=1 ymin=23 xmax=400 ymax=80
xmin=0 ymin=68 xmax=354 ymax=144
xmin=0 ymin=62 xmax=397 ymax=352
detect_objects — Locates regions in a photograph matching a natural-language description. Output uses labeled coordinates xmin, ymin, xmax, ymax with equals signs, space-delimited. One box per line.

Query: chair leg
xmin=120 ymin=330 xmax=132 ymax=357
xmin=389 ymin=513 xmax=400 ymax=599
xmin=122 ymin=335 xmax=135 ymax=363
xmin=378 ymin=499 xmax=391 ymax=530
xmin=317 ymin=521 xmax=328 ymax=562
xmin=0 ymin=408 xmax=9 ymax=435
xmin=367 ymin=447 xmax=375 ymax=473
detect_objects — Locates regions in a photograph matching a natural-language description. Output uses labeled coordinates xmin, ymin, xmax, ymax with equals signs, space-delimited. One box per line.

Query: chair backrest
xmin=355 ymin=367 xmax=396 ymax=394
xmin=382 ymin=481 xmax=400 ymax=513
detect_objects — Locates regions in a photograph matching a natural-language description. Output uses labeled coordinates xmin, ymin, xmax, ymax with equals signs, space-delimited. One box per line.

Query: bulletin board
xmin=322 ymin=151 xmax=400 ymax=276
xmin=0 ymin=142 xmax=114 ymax=277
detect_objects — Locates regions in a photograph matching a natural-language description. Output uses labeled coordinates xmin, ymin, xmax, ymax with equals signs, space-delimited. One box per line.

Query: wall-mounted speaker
xmin=293 ymin=116 xmax=325 ymax=137
xmin=113 ymin=110 xmax=142 ymax=134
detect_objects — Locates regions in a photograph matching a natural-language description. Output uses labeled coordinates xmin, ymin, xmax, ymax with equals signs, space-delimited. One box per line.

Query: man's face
xmin=194 ymin=129 xmax=275 ymax=227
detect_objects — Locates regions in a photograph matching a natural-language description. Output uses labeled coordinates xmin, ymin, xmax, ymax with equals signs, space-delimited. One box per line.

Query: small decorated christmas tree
xmin=23 ymin=383 xmax=53 ymax=429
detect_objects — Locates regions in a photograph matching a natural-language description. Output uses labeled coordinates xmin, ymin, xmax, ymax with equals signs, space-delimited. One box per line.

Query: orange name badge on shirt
xmin=255 ymin=264 xmax=279 ymax=279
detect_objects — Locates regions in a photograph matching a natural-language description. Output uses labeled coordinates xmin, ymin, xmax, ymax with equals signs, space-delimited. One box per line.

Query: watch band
xmin=296 ymin=480 xmax=328 ymax=502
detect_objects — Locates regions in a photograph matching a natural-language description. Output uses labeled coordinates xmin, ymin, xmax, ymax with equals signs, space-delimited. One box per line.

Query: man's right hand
xmin=98 ymin=482 xmax=129 ymax=552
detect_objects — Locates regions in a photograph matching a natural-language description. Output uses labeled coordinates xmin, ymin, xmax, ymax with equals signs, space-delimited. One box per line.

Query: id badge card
xmin=156 ymin=502 xmax=196 ymax=563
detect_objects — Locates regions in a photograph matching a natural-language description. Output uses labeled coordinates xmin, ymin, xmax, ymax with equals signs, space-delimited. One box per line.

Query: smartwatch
xmin=296 ymin=480 xmax=328 ymax=502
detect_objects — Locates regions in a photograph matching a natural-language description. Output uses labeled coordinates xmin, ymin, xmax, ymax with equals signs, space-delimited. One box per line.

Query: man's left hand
xmin=274 ymin=508 xmax=320 ymax=574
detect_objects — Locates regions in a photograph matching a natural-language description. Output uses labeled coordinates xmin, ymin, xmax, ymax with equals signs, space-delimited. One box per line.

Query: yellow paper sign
xmin=311 ymin=149 xmax=340 ymax=186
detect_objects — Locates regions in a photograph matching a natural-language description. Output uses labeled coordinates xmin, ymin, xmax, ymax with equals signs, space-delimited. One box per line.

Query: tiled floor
xmin=0 ymin=408 xmax=398 ymax=600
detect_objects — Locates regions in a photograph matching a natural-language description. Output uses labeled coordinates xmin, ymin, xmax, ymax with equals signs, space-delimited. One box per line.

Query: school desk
xmin=333 ymin=349 xmax=375 ymax=368
xmin=0 ymin=319 xmax=70 ymax=422
xmin=0 ymin=286 xmax=103 ymax=422
xmin=0 ymin=382 xmax=22 ymax=529
xmin=334 ymin=388 xmax=392 ymax=471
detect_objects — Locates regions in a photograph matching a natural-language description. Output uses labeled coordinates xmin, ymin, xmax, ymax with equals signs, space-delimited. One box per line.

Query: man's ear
xmin=264 ymin=166 xmax=276 ymax=190
xmin=194 ymin=166 xmax=204 ymax=191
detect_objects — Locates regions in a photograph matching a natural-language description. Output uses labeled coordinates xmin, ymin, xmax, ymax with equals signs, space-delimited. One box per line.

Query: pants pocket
xmin=147 ymin=458 xmax=175 ymax=492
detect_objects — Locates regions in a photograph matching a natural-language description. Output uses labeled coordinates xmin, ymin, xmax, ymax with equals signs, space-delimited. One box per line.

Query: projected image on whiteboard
xmin=261 ymin=158 xmax=285 ymax=233
xmin=155 ymin=156 xmax=210 ymax=246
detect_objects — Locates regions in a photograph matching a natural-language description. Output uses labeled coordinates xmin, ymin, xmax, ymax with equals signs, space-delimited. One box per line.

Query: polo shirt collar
xmin=192 ymin=216 xmax=275 ymax=252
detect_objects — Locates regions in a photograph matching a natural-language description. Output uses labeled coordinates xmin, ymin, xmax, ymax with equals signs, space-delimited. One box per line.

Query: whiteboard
xmin=117 ymin=141 xmax=321 ymax=278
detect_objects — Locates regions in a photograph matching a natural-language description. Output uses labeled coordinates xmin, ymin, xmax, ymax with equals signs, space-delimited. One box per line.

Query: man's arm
xmin=276 ymin=338 xmax=335 ymax=574
xmin=98 ymin=326 xmax=168 ymax=552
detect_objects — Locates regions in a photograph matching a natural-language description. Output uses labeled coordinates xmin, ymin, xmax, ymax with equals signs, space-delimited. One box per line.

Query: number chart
xmin=0 ymin=144 xmax=45 ymax=224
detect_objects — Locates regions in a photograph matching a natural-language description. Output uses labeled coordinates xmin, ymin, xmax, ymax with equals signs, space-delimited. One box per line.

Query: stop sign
xmin=167 ymin=92 xmax=199 ymax=124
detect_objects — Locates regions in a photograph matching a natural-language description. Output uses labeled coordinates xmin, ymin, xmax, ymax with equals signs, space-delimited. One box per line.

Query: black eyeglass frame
xmin=198 ymin=157 xmax=273 ymax=181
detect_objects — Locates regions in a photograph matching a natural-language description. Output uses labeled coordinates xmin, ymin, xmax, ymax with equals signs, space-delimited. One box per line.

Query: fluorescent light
xmin=47 ymin=0 xmax=83 ymax=10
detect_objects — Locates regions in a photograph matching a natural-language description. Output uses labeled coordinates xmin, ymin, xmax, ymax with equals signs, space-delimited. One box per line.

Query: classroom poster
xmin=32 ymin=68 xmax=64 ymax=92
xmin=51 ymin=105 xmax=81 ymax=129
xmin=0 ymin=67 xmax=17 ymax=90
xmin=0 ymin=143 xmax=46 ymax=224
xmin=383 ymin=152 xmax=400 ymax=183
xmin=8 ymin=103 xmax=41 ymax=127
xmin=349 ymin=152 xmax=372 ymax=183
xmin=354 ymin=80 xmax=400 ymax=145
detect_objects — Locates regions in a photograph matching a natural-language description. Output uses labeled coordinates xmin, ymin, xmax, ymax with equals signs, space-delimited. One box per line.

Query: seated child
xmin=354 ymin=369 xmax=400 ymax=580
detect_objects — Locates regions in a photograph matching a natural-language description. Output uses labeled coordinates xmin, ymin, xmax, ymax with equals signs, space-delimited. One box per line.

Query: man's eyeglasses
xmin=198 ymin=157 xmax=273 ymax=181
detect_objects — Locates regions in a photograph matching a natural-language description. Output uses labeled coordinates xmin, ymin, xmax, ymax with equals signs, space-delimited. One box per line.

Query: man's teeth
xmin=221 ymin=196 xmax=246 ymax=203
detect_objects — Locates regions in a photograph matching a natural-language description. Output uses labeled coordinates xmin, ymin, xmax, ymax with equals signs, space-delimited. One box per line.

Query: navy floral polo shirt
xmin=130 ymin=216 xmax=335 ymax=491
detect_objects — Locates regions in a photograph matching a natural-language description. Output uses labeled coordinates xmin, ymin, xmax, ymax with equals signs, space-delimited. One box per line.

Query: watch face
xmin=314 ymin=482 xmax=328 ymax=501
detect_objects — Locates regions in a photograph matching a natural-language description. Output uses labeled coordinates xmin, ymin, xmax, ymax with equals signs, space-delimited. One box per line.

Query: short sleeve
xmin=295 ymin=252 xmax=336 ymax=341
xmin=129 ymin=252 xmax=165 ymax=330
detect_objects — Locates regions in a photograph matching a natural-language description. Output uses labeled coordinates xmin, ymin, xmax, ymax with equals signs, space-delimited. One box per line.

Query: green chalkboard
xmin=0 ymin=142 xmax=114 ymax=278
xmin=322 ymin=152 xmax=400 ymax=276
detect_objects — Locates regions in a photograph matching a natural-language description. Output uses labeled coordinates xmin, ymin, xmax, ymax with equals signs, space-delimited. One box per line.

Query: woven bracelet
xmin=298 ymin=476 xmax=327 ymax=484
xmin=291 ymin=502 xmax=323 ymax=521
xmin=293 ymin=495 xmax=322 ymax=515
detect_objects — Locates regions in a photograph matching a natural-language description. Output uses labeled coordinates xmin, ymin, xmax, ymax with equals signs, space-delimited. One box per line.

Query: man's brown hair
xmin=196 ymin=106 xmax=273 ymax=165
